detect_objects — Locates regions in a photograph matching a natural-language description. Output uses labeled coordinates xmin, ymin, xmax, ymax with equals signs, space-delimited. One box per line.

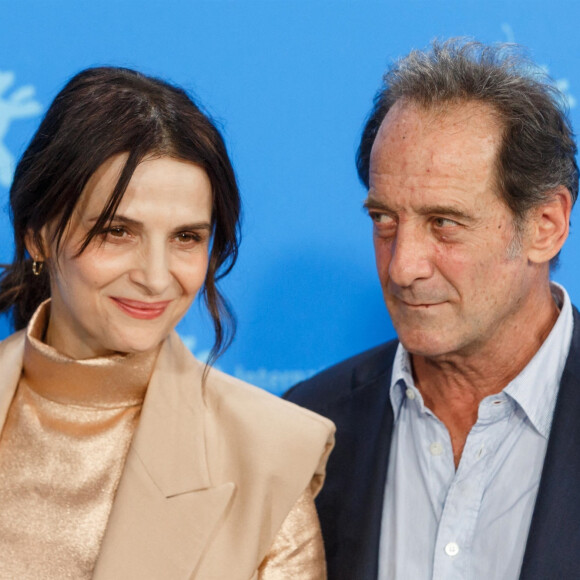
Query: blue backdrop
xmin=1 ymin=1 xmax=579 ymax=394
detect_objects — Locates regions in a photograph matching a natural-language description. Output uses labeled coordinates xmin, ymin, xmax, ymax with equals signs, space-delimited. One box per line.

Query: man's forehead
xmin=373 ymin=99 xmax=503 ymax=148
xmin=369 ymin=99 xmax=503 ymax=178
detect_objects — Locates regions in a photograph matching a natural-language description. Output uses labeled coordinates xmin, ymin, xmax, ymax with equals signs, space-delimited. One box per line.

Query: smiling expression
xmin=366 ymin=100 xmax=540 ymax=360
xmin=38 ymin=154 xmax=213 ymax=359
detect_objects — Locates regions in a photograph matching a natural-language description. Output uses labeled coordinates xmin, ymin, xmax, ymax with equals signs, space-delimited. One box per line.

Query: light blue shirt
xmin=378 ymin=284 xmax=574 ymax=580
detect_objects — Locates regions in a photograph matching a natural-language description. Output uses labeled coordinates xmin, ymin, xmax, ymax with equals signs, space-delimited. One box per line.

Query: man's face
xmin=367 ymin=100 xmax=538 ymax=360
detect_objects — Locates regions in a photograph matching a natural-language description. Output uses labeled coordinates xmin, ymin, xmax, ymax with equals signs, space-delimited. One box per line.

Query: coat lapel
xmin=318 ymin=342 xmax=396 ymax=580
xmin=93 ymin=333 xmax=235 ymax=579
xmin=0 ymin=331 xmax=25 ymax=425
xmin=519 ymin=307 xmax=580 ymax=579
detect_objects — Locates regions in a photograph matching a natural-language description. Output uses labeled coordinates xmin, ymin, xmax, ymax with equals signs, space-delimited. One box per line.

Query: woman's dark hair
xmin=0 ymin=66 xmax=241 ymax=365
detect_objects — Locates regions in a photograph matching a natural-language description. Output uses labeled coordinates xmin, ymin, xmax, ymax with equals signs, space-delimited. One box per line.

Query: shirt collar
xmin=389 ymin=282 xmax=574 ymax=437
xmin=390 ymin=343 xmax=416 ymax=420
xmin=504 ymin=282 xmax=573 ymax=438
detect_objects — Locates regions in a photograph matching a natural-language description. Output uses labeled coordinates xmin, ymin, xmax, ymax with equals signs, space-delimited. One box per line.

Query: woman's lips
xmin=110 ymin=297 xmax=171 ymax=320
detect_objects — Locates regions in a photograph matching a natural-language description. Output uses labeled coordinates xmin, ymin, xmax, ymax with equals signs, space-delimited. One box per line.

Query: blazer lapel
xmin=319 ymin=342 xmax=397 ymax=580
xmin=0 ymin=331 xmax=25 ymax=427
xmin=93 ymin=333 xmax=235 ymax=579
xmin=520 ymin=308 xmax=580 ymax=579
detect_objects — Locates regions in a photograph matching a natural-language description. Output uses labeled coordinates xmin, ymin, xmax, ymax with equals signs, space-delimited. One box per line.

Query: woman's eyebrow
xmin=174 ymin=221 xmax=212 ymax=229
xmin=86 ymin=214 xmax=141 ymax=227
xmin=171 ymin=222 xmax=212 ymax=233
xmin=87 ymin=215 xmax=213 ymax=231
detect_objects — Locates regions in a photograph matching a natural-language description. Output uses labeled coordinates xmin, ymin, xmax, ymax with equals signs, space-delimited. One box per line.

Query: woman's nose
xmin=129 ymin=241 xmax=173 ymax=295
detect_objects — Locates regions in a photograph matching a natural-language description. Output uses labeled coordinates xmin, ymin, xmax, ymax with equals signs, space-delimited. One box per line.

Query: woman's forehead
xmin=75 ymin=154 xmax=212 ymax=221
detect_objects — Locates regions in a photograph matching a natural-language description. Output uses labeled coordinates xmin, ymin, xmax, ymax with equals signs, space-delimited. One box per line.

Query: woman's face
xmin=41 ymin=154 xmax=213 ymax=359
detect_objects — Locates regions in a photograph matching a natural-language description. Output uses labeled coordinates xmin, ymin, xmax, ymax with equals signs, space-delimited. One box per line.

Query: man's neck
xmin=411 ymin=285 xmax=560 ymax=467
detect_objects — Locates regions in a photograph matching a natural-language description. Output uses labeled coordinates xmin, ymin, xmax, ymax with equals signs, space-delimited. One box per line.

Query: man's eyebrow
xmin=417 ymin=205 xmax=474 ymax=221
xmin=362 ymin=198 xmax=474 ymax=222
xmin=363 ymin=198 xmax=391 ymax=212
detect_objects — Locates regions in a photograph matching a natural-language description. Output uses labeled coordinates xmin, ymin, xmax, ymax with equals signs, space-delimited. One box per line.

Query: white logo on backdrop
xmin=501 ymin=24 xmax=576 ymax=109
xmin=0 ymin=71 xmax=43 ymax=187
xmin=180 ymin=334 xmax=316 ymax=395
xmin=550 ymin=75 xmax=576 ymax=109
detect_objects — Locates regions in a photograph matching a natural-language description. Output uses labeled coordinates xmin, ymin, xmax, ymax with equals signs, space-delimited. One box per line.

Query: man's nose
xmin=387 ymin=227 xmax=434 ymax=288
xmin=130 ymin=241 xmax=173 ymax=296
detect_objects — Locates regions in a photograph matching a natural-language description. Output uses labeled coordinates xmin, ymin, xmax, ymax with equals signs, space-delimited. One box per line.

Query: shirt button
xmin=429 ymin=442 xmax=444 ymax=456
xmin=405 ymin=388 xmax=416 ymax=400
xmin=445 ymin=542 xmax=460 ymax=557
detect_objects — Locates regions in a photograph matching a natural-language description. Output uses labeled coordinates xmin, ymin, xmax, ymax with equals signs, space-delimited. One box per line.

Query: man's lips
xmin=110 ymin=297 xmax=171 ymax=320
xmin=396 ymin=298 xmax=447 ymax=308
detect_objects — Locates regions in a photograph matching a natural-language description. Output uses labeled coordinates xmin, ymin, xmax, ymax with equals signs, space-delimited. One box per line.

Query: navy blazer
xmin=285 ymin=308 xmax=580 ymax=580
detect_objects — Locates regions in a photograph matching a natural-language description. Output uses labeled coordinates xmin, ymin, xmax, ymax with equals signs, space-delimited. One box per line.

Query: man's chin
xmin=396 ymin=330 xmax=456 ymax=359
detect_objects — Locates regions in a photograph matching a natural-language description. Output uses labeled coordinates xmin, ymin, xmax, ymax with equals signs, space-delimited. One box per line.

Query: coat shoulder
xmin=284 ymin=339 xmax=398 ymax=412
xmin=0 ymin=329 xmax=25 ymax=358
xmin=205 ymin=364 xmax=335 ymax=440
xmin=202 ymin=364 xmax=335 ymax=493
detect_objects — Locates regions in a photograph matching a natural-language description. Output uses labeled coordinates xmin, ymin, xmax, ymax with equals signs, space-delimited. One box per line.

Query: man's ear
xmin=526 ymin=186 xmax=572 ymax=264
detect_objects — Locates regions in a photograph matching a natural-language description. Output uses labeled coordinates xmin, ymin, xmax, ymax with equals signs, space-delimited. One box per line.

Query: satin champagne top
xmin=0 ymin=302 xmax=157 ymax=579
xmin=259 ymin=485 xmax=327 ymax=579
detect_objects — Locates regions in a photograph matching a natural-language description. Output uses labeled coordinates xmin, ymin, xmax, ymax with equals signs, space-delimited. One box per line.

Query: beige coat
xmin=0 ymin=330 xmax=335 ymax=579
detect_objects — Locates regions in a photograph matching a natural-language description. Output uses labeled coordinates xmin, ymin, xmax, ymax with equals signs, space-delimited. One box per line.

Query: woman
xmin=0 ymin=67 xmax=334 ymax=579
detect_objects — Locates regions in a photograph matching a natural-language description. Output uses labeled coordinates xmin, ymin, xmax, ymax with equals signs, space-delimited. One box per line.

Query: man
xmin=285 ymin=39 xmax=580 ymax=580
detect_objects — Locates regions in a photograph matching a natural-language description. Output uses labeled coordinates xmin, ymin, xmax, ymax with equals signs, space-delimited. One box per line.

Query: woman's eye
xmin=175 ymin=232 xmax=202 ymax=245
xmin=102 ymin=226 xmax=128 ymax=240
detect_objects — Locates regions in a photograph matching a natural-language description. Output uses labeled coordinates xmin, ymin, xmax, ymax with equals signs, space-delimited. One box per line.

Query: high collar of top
xmin=22 ymin=300 xmax=158 ymax=408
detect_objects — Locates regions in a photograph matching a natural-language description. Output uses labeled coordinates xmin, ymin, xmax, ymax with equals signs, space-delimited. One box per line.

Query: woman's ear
xmin=526 ymin=187 xmax=573 ymax=264
xmin=24 ymin=228 xmax=50 ymax=262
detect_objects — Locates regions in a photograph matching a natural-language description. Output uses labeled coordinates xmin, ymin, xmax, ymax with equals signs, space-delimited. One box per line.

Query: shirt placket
xmin=431 ymin=397 xmax=511 ymax=580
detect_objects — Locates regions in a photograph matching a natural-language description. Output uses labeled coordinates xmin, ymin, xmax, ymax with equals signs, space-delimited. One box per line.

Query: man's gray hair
xmin=356 ymin=38 xmax=578 ymax=222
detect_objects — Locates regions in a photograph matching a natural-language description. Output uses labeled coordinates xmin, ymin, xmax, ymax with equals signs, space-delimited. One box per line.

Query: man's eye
xmin=433 ymin=217 xmax=459 ymax=227
xmin=369 ymin=212 xmax=394 ymax=225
